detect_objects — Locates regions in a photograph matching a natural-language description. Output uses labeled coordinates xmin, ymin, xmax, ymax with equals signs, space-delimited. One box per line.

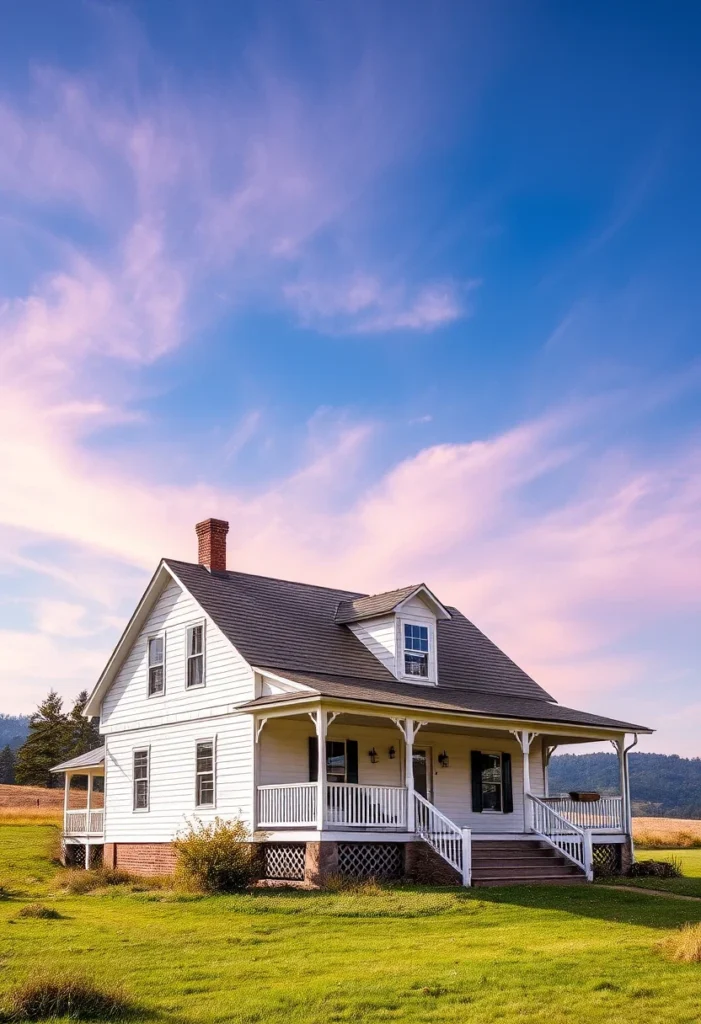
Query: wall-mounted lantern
xmin=438 ymin=750 xmax=450 ymax=768
xmin=368 ymin=747 xmax=378 ymax=764
xmin=388 ymin=746 xmax=396 ymax=760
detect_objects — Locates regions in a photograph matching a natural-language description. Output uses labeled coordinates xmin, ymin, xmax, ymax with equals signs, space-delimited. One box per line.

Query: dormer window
xmin=404 ymin=624 xmax=429 ymax=677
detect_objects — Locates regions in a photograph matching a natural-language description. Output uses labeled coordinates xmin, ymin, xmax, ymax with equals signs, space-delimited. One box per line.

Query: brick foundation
xmin=620 ymin=838 xmax=634 ymax=875
xmin=405 ymin=841 xmax=462 ymax=885
xmin=304 ymin=841 xmax=339 ymax=886
xmin=112 ymin=842 xmax=178 ymax=876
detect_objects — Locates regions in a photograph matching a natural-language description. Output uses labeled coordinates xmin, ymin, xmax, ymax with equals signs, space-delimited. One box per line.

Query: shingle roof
xmin=165 ymin=560 xmax=555 ymax=703
xmin=51 ymin=746 xmax=105 ymax=772
xmin=238 ymin=673 xmax=651 ymax=733
xmin=335 ymin=585 xmax=426 ymax=624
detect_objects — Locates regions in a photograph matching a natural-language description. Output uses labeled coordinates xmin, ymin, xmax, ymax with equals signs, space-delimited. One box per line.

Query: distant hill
xmin=549 ymin=752 xmax=701 ymax=819
xmin=0 ymin=715 xmax=30 ymax=751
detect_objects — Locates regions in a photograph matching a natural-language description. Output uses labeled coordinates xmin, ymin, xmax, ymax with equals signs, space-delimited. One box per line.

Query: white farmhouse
xmin=52 ymin=518 xmax=651 ymax=886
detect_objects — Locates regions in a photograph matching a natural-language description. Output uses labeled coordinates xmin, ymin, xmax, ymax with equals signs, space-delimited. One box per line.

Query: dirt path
xmin=599 ymin=884 xmax=701 ymax=902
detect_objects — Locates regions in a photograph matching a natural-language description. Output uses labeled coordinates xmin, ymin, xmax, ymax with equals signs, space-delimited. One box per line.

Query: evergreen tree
xmin=0 ymin=744 xmax=15 ymax=785
xmin=68 ymin=690 xmax=101 ymax=757
xmin=14 ymin=690 xmax=72 ymax=789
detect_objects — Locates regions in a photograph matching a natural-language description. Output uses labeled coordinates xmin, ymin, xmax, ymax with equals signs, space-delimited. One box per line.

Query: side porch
xmin=50 ymin=746 xmax=106 ymax=868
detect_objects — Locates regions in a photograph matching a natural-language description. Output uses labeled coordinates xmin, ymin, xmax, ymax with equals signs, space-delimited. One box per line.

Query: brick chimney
xmin=195 ymin=518 xmax=229 ymax=572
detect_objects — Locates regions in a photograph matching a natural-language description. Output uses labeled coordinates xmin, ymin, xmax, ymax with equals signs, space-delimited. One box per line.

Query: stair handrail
xmin=527 ymin=793 xmax=593 ymax=880
xmin=414 ymin=792 xmax=471 ymax=886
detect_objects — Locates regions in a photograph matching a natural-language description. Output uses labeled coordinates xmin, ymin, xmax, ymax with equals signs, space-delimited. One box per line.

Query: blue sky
xmin=0 ymin=1 xmax=699 ymax=754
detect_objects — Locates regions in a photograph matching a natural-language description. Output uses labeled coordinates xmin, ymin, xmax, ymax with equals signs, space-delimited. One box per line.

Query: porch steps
xmin=470 ymin=840 xmax=586 ymax=886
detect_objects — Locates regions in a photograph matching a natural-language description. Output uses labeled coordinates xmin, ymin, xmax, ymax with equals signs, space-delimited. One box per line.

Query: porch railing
xmin=327 ymin=784 xmax=406 ymax=828
xmin=542 ymin=796 xmax=623 ymax=831
xmin=65 ymin=809 xmax=104 ymax=835
xmin=257 ymin=783 xmax=318 ymax=827
xmin=414 ymin=791 xmax=471 ymax=885
xmin=528 ymin=794 xmax=592 ymax=880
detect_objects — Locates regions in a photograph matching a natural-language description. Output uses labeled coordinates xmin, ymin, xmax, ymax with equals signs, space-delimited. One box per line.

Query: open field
xmin=633 ymin=817 xmax=701 ymax=849
xmin=2 ymin=826 xmax=701 ymax=1023
xmin=0 ymin=783 xmax=102 ymax=825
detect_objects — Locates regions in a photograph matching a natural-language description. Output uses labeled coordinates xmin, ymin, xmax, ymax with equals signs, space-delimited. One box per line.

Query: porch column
xmin=315 ymin=709 xmax=327 ymax=832
xmin=512 ymin=731 xmax=536 ymax=830
xmin=86 ymin=772 xmax=93 ymax=832
xmin=615 ymin=737 xmax=627 ymax=832
xmin=405 ymin=718 xmax=415 ymax=833
xmin=63 ymin=771 xmax=72 ymax=826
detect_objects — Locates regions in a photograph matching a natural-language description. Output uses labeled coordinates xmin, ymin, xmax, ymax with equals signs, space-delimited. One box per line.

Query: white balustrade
xmin=542 ymin=796 xmax=623 ymax=831
xmin=528 ymin=794 xmax=592 ymax=880
xmin=414 ymin=792 xmax=471 ymax=885
xmin=257 ymin=783 xmax=318 ymax=827
xmin=326 ymin=784 xmax=406 ymax=827
xmin=65 ymin=809 xmax=104 ymax=835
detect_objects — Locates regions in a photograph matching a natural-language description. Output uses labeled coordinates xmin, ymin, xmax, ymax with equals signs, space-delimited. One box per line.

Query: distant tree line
xmin=549 ymin=751 xmax=701 ymax=818
xmin=1 ymin=690 xmax=101 ymax=789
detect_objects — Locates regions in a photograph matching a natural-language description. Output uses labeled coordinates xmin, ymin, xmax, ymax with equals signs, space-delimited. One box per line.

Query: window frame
xmin=325 ymin=739 xmax=347 ymax=784
xmin=147 ymin=632 xmax=166 ymax=698
xmin=133 ymin=746 xmax=150 ymax=812
xmin=194 ymin=736 xmax=216 ymax=808
xmin=478 ymin=750 xmax=503 ymax=814
xmin=401 ymin=621 xmax=432 ymax=681
xmin=185 ymin=620 xmax=207 ymax=690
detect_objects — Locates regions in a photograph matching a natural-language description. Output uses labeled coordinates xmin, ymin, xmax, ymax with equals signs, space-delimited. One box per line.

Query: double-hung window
xmin=186 ymin=623 xmax=205 ymax=688
xmin=133 ymin=749 xmax=150 ymax=810
xmin=195 ymin=740 xmax=215 ymax=807
xmin=404 ymin=623 xmax=429 ymax=677
xmin=480 ymin=752 xmax=503 ymax=811
xmin=148 ymin=635 xmax=165 ymax=696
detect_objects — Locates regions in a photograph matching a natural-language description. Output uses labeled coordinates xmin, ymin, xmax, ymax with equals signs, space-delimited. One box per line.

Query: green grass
xmin=3 ymin=826 xmax=701 ymax=1022
xmin=600 ymin=848 xmax=701 ymax=898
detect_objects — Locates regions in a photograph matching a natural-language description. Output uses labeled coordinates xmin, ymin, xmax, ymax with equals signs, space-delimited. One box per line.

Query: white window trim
xmin=147 ymin=632 xmax=166 ymax=699
xmin=185 ymin=620 xmax=207 ymax=690
xmin=194 ymin=735 xmax=216 ymax=809
xmin=478 ymin=749 xmax=504 ymax=814
xmin=133 ymin=745 xmax=150 ymax=813
xmin=397 ymin=618 xmax=438 ymax=685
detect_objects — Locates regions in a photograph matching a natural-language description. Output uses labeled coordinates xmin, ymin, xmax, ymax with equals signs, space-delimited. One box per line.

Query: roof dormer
xmin=336 ymin=584 xmax=451 ymax=685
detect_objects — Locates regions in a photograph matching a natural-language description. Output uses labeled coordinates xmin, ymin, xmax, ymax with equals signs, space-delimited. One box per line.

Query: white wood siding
xmin=104 ymin=715 xmax=253 ymax=842
xmin=101 ymin=578 xmax=254 ymax=733
xmin=348 ymin=616 xmax=397 ymax=676
xmin=258 ymin=719 xmax=545 ymax=832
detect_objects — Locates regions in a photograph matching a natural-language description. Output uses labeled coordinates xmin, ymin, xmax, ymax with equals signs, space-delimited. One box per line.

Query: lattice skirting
xmin=338 ymin=843 xmax=404 ymax=880
xmin=592 ymin=843 xmax=621 ymax=876
xmin=263 ymin=843 xmax=306 ymax=881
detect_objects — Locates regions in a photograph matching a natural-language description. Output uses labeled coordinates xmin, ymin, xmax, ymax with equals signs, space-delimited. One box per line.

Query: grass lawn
xmin=601 ymin=848 xmax=701 ymax=898
xmin=3 ymin=826 xmax=701 ymax=1023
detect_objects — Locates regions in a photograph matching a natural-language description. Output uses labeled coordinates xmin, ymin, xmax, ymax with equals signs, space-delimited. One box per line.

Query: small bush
xmin=629 ymin=857 xmax=683 ymax=879
xmin=2 ymin=974 xmax=133 ymax=1020
xmin=17 ymin=904 xmax=61 ymax=920
xmin=59 ymin=867 xmax=136 ymax=895
xmin=662 ymin=923 xmax=701 ymax=963
xmin=173 ymin=816 xmax=256 ymax=893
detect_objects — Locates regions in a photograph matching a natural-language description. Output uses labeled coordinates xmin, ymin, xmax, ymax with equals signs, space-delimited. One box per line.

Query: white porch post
xmin=512 ymin=730 xmax=535 ymax=830
xmin=615 ymin=737 xmax=627 ymax=832
xmin=63 ymin=771 xmax=72 ymax=826
xmin=405 ymin=718 xmax=415 ymax=833
xmin=315 ymin=709 xmax=327 ymax=832
xmin=86 ymin=772 xmax=93 ymax=831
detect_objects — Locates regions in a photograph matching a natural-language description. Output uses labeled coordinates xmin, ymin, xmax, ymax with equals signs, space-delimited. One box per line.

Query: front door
xmin=413 ymin=748 xmax=433 ymax=802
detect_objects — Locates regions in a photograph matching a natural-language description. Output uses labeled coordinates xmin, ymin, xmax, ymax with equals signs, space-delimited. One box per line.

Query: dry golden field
xmin=633 ymin=816 xmax=701 ymax=849
xmin=0 ymin=783 xmax=102 ymax=825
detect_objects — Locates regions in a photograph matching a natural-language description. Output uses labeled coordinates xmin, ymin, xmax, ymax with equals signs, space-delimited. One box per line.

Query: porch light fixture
xmin=438 ymin=751 xmax=450 ymax=768
xmin=388 ymin=746 xmax=396 ymax=759
xmin=368 ymin=747 xmax=378 ymax=764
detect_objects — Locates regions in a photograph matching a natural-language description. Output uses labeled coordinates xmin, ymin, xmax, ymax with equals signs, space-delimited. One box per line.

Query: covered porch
xmin=246 ymin=695 xmax=635 ymax=883
xmin=50 ymin=746 xmax=106 ymax=867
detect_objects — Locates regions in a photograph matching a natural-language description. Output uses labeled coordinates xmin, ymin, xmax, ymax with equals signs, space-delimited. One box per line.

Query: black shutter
xmin=346 ymin=740 xmax=359 ymax=784
xmin=471 ymin=750 xmax=483 ymax=812
xmin=502 ymin=752 xmax=513 ymax=813
xmin=308 ymin=736 xmax=318 ymax=782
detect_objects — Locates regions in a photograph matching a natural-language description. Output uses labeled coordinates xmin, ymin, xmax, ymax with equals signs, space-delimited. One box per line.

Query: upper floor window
xmin=195 ymin=740 xmax=215 ymax=806
xmin=404 ymin=623 xmax=429 ymax=677
xmin=186 ymin=623 xmax=205 ymax=688
xmin=133 ymin=748 xmax=150 ymax=810
xmin=148 ymin=635 xmax=165 ymax=696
